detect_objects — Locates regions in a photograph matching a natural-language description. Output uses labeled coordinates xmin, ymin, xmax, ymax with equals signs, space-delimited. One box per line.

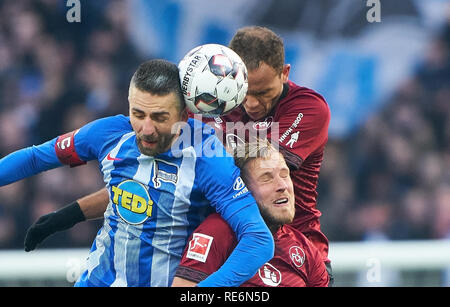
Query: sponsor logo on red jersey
xmin=253 ymin=116 xmax=273 ymax=130
xmin=279 ymin=112 xmax=303 ymax=144
xmin=186 ymin=233 xmax=214 ymax=263
xmin=258 ymin=263 xmax=282 ymax=286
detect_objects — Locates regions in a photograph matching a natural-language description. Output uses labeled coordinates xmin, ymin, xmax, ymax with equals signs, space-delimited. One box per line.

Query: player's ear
xmin=281 ymin=64 xmax=290 ymax=83
xmin=180 ymin=107 xmax=188 ymax=122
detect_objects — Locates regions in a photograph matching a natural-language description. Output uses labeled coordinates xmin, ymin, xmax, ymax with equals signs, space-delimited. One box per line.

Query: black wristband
xmin=54 ymin=201 xmax=86 ymax=230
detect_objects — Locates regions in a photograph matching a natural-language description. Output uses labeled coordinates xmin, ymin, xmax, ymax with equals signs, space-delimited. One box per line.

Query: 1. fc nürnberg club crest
xmin=289 ymin=246 xmax=306 ymax=268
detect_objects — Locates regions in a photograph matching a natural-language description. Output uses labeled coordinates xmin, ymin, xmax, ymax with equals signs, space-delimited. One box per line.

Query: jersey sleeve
xmin=306 ymin=245 xmax=330 ymax=287
xmin=0 ymin=139 xmax=61 ymax=186
xmin=71 ymin=115 xmax=131 ymax=162
xmin=44 ymin=116 xmax=113 ymax=167
xmin=0 ymin=118 xmax=102 ymax=186
xmin=275 ymin=92 xmax=330 ymax=168
xmin=175 ymin=213 xmax=237 ymax=283
xmin=296 ymin=226 xmax=329 ymax=287
xmin=0 ymin=115 xmax=130 ymax=186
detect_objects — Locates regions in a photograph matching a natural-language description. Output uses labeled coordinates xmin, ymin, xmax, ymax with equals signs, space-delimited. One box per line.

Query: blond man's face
xmin=244 ymin=151 xmax=295 ymax=228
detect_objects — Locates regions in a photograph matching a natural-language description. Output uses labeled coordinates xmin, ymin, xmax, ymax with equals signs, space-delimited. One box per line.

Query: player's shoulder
xmin=194 ymin=213 xmax=235 ymax=239
xmin=277 ymin=81 xmax=330 ymax=117
xmin=285 ymin=80 xmax=328 ymax=105
xmin=186 ymin=118 xmax=231 ymax=160
xmin=202 ymin=212 xmax=229 ymax=226
xmin=78 ymin=114 xmax=132 ymax=140
xmin=72 ymin=114 xmax=133 ymax=162
xmin=186 ymin=118 xmax=216 ymax=143
xmin=221 ymin=105 xmax=245 ymax=123
xmin=282 ymin=224 xmax=330 ymax=286
xmin=282 ymin=224 xmax=319 ymax=254
xmin=282 ymin=224 xmax=326 ymax=269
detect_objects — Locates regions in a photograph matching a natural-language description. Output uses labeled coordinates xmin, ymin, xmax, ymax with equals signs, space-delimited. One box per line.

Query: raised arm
xmin=0 ymin=139 xmax=62 ymax=186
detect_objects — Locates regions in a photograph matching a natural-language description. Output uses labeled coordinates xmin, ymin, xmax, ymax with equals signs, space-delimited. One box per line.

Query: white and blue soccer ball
xmin=178 ymin=44 xmax=248 ymax=117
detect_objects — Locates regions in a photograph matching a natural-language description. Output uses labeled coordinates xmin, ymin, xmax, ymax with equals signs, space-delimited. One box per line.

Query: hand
xmin=24 ymin=212 xmax=58 ymax=252
xmin=24 ymin=201 xmax=85 ymax=252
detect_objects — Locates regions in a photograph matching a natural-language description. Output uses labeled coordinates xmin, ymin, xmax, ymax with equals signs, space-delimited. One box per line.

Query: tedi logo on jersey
xmin=111 ymin=180 xmax=154 ymax=225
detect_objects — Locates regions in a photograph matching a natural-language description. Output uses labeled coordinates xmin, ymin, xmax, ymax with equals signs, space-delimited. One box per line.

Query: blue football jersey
xmin=0 ymin=114 xmax=274 ymax=287
xmin=68 ymin=115 xmax=257 ymax=286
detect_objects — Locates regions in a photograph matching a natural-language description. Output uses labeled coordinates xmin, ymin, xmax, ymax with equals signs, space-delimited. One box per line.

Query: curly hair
xmin=229 ymin=26 xmax=285 ymax=74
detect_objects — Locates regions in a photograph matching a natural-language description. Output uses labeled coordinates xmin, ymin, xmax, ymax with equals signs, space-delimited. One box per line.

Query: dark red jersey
xmin=175 ymin=213 xmax=329 ymax=287
xmin=190 ymin=80 xmax=331 ymax=263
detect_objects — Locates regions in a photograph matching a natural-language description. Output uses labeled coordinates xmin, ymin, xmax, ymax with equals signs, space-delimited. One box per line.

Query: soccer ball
xmin=178 ymin=44 xmax=248 ymax=118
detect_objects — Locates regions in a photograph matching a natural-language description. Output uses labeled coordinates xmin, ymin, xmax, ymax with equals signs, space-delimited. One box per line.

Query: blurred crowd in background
xmin=319 ymin=20 xmax=450 ymax=243
xmin=0 ymin=0 xmax=449 ymax=250
xmin=0 ymin=0 xmax=143 ymax=248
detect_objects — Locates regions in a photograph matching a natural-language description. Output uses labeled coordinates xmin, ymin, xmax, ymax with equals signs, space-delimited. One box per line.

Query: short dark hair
xmin=131 ymin=59 xmax=185 ymax=111
xmin=229 ymin=26 xmax=285 ymax=74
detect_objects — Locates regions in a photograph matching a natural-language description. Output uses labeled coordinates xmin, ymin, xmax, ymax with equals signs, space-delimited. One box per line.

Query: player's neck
xmin=268 ymin=224 xmax=282 ymax=234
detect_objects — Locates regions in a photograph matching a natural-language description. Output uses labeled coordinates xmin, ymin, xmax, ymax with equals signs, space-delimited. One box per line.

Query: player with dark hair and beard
xmin=1 ymin=59 xmax=274 ymax=287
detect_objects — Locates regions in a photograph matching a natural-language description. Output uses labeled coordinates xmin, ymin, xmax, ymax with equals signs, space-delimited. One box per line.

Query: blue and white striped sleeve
xmin=0 ymin=115 xmax=127 ymax=187
xmin=0 ymin=139 xmax=61 ymax=186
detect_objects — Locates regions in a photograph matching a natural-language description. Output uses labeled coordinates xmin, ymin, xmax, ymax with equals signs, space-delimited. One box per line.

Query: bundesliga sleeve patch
xmin=54 ymin=130 xmax=86 ymax=167
xmin=186 ymin=233 xmax=214 ymax=263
